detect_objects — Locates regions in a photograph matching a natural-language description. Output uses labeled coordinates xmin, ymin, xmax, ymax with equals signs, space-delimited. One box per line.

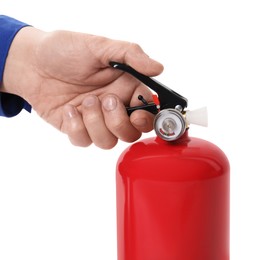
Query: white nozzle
xmin=185 ymin=107 xmax=208 ymax=127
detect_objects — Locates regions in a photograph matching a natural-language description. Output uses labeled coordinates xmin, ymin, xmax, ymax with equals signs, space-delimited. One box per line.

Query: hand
xmin=2 ymin=27 xmax=163 ymax=149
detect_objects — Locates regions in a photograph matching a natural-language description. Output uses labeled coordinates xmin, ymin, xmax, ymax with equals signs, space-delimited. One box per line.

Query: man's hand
xmin=2 ymin=27 xmax=163 ymax=149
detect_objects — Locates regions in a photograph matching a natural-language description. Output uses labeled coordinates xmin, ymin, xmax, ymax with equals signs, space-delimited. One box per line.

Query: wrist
xmin=2 ymin=26 xmax=45 ymax=98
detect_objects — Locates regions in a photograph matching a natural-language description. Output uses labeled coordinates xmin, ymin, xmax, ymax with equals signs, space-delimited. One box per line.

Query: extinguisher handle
xmin=109 ymin=61 xmax=188 ymax=112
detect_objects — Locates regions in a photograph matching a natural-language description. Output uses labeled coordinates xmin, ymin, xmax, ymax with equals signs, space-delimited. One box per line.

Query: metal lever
xmin=109 ymin=61 xmax=188 ymax=112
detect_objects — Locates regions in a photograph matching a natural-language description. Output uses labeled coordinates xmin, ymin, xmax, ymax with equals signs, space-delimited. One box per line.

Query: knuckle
xmin=98 ymin=138 xmax=118 ymax=150
xmin=129 ymin=42 xmax=142 ymax=52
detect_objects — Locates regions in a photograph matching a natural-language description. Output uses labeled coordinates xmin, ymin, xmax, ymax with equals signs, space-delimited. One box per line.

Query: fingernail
xmin=102 ymin=96 xmax=117 ymax=111
xmin=64 ymin=104 xmax=78 ymax=118
xmin=83 ymin=95 xmax=97 ymax=107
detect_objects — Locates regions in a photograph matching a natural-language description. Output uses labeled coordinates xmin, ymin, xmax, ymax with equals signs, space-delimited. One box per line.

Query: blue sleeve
xmin=0 ymin=15 xmax=32 ymax=117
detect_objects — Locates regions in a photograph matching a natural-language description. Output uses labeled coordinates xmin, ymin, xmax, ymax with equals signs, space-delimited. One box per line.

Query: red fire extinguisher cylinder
xmin=111 ymin=61 xmax=230 ymax=260
xmin=116 ymin=132 xmax=230 ymax=260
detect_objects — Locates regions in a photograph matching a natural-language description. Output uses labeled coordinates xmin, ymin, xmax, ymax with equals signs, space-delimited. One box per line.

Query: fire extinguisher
xmin=111 ymin=62 xmax=230 ymax=260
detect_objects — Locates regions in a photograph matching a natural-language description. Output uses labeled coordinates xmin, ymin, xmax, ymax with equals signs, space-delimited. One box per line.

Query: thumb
xmin=103 ymin=39 xmax=164 ymax=76
xmin=124 ymin=44 xmax=164 ymax=76
xmin=126 ymin=52 xmax=164 ymax=77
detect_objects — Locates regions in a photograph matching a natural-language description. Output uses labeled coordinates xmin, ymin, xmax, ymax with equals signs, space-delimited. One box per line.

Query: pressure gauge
xmin=154 ymin=109 xmax=186 ymax=141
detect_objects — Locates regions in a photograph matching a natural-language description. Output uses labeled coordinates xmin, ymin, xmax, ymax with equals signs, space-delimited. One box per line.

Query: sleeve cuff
xmin=0 ymin=15 xmax=32 ymax=117
xmin=0 ymin=93 xmax=31 ymax=117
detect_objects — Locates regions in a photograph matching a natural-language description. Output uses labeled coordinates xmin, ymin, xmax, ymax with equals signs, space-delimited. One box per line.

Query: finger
xmin=82 ymin=95 xmax=118 ymax=149
xmin=62 ymin=104 xmax=92 ymax=147
xmin=89 ymin=36 xmax=163 ymax=77
xmin=101 ymin=94 xmax=141 ymax=143
xmin=124 ymin=44 xmax=164 ymax=76
xmin=130 ymin=110 xmax=155 ymax=133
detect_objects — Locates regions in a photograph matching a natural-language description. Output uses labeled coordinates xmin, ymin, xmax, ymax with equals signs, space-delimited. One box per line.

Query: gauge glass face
xmin=154 ymin=109 xmax=186 ymax=141
xmin=161 ymin=118 xmax=177 ymax=136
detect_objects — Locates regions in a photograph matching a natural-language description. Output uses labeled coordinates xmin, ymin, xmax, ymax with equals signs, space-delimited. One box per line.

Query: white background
xmin=1 ymin=0 xmax=259 ymax=259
